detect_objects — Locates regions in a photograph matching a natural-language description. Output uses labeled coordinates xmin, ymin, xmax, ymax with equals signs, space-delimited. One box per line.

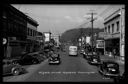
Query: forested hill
xmin=60 ymin=28 xmax=104 ymax=43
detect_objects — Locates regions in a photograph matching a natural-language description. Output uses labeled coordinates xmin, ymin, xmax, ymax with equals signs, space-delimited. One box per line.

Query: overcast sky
xmin=12 ymin=4 xmax=123 ymax=35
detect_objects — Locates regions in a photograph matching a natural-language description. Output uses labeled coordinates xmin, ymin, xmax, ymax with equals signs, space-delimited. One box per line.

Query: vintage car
xmin=98 ymin=61 xmax=120 ymax=78
xmin=84 ymin=53 xmax=92 ymax=60
xmin=85 ymin=52 xmax=97 ymax=59
xmin=80 ymin=48 xmax=85 ymax=54
xmin=82 ymin=51 xmax=88 ymax=58
xmin=48 ymin=53 xmax=61 ymax=64
xmin=12 ymin=54 xmax=40 ymax=65
xmin=3 ymin=59 xmax=25 ymax=76
xmin=87 ymin=55 xmax=101 ymax=65
xmin=32 ymin=53 xmax=46 ymax=63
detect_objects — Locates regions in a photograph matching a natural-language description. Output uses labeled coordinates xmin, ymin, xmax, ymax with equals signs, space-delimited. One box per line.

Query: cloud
xmin=64 ymin=16 xmax=72 ymax=20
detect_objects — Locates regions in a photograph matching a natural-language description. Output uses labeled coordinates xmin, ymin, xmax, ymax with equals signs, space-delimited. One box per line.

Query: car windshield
xmin=106 ymin=63 xmax=118 ymax=68
xmin=88 ymin=53 xmax=93 ymax=55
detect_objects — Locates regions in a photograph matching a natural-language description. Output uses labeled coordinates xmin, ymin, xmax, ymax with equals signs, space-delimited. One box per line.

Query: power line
xmin=98 ymin=6 xmax=113 ymax=17
xmin=79 ymin=21 xmax=90 ymax=28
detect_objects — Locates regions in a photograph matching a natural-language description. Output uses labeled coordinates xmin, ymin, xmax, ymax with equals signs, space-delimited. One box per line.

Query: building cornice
xmin=104 ymin=9 xmax=121 ymax=24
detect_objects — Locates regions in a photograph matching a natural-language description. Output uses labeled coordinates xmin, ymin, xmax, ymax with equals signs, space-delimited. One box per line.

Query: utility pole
xmin=81 ymin=28 xmax=83 ymax=49
xmin=87 ymin=11 xmax=97 ymax=52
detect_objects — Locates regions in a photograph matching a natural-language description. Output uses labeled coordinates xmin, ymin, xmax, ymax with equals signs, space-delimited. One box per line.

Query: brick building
xmin=2 ymin=4 xmax=27 ymax=59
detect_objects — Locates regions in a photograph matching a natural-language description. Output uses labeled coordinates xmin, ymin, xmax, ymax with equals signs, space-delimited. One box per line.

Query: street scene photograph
xmin=2 ymin=4 xmax=125 ymax=82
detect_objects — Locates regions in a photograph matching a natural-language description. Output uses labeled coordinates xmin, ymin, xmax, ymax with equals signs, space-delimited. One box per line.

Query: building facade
xmin=36 ymin=32 xmax=45 ymax=50
xmin=26 ymin=16 xmax=39 ymax=52
xmin=2 ymin=4 xmax=27 ymax=59
xmin=51 ymin=35 xmax=60 ymax=47
xmin=104 ymin=7 xmax=125 ymax=61
xmin=96 ymin=32 xmax=105 ymax=55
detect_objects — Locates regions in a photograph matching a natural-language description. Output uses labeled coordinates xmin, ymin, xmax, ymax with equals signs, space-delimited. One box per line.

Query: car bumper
xmin=69 ymin=52 xmax=77 ymax=56
xmin=99 ymin=70 xmax=120 ymax=77
xmin=89 ymin=61 xmax=101 ymax=64
xmin=49 ymin=61 xmax=60 ymax=64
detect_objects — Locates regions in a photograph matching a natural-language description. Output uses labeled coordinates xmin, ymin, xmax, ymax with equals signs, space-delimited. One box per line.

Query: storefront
xmin=105 ymin=38 xmax=120 ymax=56
xmin=96 ymin=40 xmax=104 ymax=55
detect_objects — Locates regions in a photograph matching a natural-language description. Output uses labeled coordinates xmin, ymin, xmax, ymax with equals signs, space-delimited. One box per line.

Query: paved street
xmin=3 ymin=46 xmax=114 ymax=82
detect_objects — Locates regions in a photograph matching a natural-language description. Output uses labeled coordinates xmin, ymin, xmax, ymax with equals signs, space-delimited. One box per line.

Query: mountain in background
xmin=60 ymin=27 xmax=104 ymax=43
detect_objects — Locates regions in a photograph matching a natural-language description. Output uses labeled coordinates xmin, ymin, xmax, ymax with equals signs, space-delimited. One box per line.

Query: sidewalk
xmin=100 ymin=55 xmax=124 ymax=65
xmin=100 ymin=55 xmax=125 ymax=76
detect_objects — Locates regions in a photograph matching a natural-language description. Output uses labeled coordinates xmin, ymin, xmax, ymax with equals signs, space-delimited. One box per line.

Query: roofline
xmin=27 ymin=15 xmax=39 ymax=26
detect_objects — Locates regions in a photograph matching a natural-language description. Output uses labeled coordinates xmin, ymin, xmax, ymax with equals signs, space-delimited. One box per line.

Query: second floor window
xmin=116 ymin=21 xmax=119 ymax=32
xmin=105 ymin=27 xmax=107 ymax=33
xmin=112 ymin=24 xmax=114 ymax=33
xmin=108 ymin=25 xmax=110 ymax=33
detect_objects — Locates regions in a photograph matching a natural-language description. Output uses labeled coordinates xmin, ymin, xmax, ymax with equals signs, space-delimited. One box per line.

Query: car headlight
xmin=109 ymin=68 xmax=116 ymax=71
xmin=93 ymin=59 xmax=97 ymax=62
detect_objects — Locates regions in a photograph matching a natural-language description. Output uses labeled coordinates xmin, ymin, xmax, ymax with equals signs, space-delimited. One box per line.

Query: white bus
xmin=69 ymin=46 xmax=78 ymax=56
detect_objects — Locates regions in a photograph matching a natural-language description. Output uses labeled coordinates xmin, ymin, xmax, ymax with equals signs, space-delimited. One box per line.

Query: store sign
xmin=96 ymin=40 xmax=104 ymax=48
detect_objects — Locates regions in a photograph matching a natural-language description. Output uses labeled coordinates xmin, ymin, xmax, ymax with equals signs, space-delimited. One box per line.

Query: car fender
xmin=11 ymin=67 xmax=18 ymax=73
xmin=11 ymin=66 xmax=21 ymax=73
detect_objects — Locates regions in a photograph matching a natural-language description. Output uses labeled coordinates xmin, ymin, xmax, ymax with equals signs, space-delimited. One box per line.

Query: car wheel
xmin=32 ymin=60 xmax=36 ymax=64
xmin=32 ymin=59 xmax=38 ymax=64
xmin=13 ymin=68 xmax=20 ymax=76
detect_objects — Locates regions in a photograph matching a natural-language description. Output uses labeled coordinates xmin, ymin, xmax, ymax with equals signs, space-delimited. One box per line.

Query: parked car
xmin=88 ymin=54 xmax=101 ymax=65
xmin=82 ymin=51 xmax=88 ymax=58
xmin=12 ymin=54 xmax=40 ymax=65
xmin=85 ymin=52 xmax=97 ymax=59
xmin=80 ymin=48 xmax=85 ymax=54
xmin=32 ymin=53 xmax=46 ymax=63
xmin=3 ymin=59 xmax=25 ymax=76
xmin=85 ymin=53 xmax=92 ymax=60
xmin=69 ymin=46 xmax=78 ymax=56
xmin=98 ymin=61 xmax=120 ymax=78
xmin=48 ymin=53 xmax=61 ymax=64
